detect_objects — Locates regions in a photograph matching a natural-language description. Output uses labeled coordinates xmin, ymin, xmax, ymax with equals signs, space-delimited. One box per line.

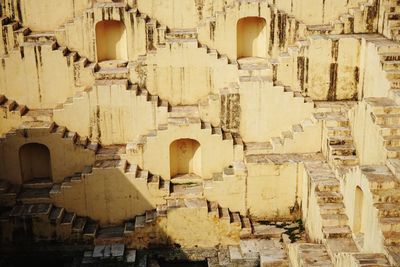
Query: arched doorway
xmin=19 ymin=143 xmax=52 ymax=183
xmin=237 ymin=17 xmax=267 ymax=59
xmin=353 ymin=186 xmax=364 ymax=234
xmin=169 ymin=139 xmax=201 ymax=178
xmin=95 ymin=20 xmax=128 ymax=62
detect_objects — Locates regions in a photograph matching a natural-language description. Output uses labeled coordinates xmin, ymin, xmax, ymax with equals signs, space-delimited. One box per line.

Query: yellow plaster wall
xmin=0 ymin=129 xmax=95 ymax=185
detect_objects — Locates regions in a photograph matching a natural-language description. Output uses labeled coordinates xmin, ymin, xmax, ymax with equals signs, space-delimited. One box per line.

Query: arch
xmin=353 ymin=186 xmax=364 ymax=234
xmin=95 ymin=20 xmax=128 ymax=62
xmin=19 ymin=143 xmax=52 ymax=183
xmin=169 ymin=139 xmax=201 ymax=178
xmin=237 ymin=17 xmax=267 ymax=59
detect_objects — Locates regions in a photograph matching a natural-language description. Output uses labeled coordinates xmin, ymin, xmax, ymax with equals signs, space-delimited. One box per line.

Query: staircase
xmin=381 ymin=0 xmax=400 ymax=41
xmin=313 ymin=101 xmax=359 ymax=167
xmin=366 ymin=97 xmax=400 ymax=160
xmin=0 ymin=190 xmax=254 ymax=248
xmin=288 ymin=242 xmax=333 ymax=267
xmin=304 ymin=162 xmax=359 ymax=258
xmin=366 ymin=163 xmax=400 ymax=265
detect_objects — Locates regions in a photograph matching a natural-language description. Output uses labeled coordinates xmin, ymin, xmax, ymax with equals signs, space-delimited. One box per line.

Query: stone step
xmin=315 ymin=180 xmax=340 ymax=192
xmin=319 ymin=203 xmax=346 ymax=215
xmin=244 ymin=142 xmax=273 ymax=155
xmin=239 ymin=216 xmax=252 ymax=238
xmin=168 ymin=106 xmax=199 ymax=118
xmin=291 ymin=243 xmax=334 ymax=267
xmin=22 ymin=177 xmax=53 ymax=189
xmin=165 ymin=28 xmax=198 ymax=40
xmin=61 ymin=211 xmax=76 ymax=226
xmin=385 ymin=146 xmax=400 ymax=158
xmin=17 ymin=187 xmax=51 ymax=204
xmin=328 ymin=144 xmax=356 ymax=156
xmin=321 ymin=214 xmax=348 ymax=227
xmin=322 ymin=225 xmax=352 ymax=239
xmin=95 ymin=225 xmax=125 ymax=244
xmin=382 ymin=135 xmax=400 ymax=147
xmin=330 ymin=155 xmax=359 ymax=165
xmin=372 ymin=188 xmax=400 ymax=203
xmin=327 ymin=136 xmax=354 ymax=146
xmin=373 ymin=113 xmax=400 ymax=125
xmin=351 ymin=253 xmax=391 ymax=267
xmin=316 ymin=191 xmax=343 ymax=204
xmin=380 ymin=217 xmax=400 ymax=232
xmin=383 ymin=231 xmax=400 ymax=246
xmin=326 ymin=126 xmax=352 ymax=137
xmin=325 ymin=238 xmax=358 ymax=257
xmin=72 ymin=216 xmax=87 ymax=232
xmin=9 ymin=203 xmax=52 ymax=218
xmin=49 ymin=206 xmax=65 ymax=223
xmin=218 ymin=207 xmax=230 ymax=223
xmin=375 ymin=203 xmax=400 ymax=217
xmin=135 ymin=215 xmax=146 ymax=229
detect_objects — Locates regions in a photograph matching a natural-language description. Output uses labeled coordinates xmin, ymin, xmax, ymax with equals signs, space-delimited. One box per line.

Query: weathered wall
xmin=0 ymin=127 xmax=95 ymax=184
xmin=269 ymin=0 xmax=366 ymax=25
xmin=0 ymin=42 xmax=93 ymax=109
xmin=1 ymin=0 xmax=92 ymax=31
xmin=247 ymin=162 xmax=303 ymax=220
xmin=51 ymin=167 xmax=165 ymax=224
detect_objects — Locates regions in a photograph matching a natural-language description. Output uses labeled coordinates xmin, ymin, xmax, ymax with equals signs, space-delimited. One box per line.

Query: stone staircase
xmin=0 ymin=94 xmax=28 ymax=117
xmin=366 ymin=97 xmax=400 ymax=160
xmin=304 ymin=162 xmax=359 ymax=258
xmin=0 ymin=192 xmax=254 ymax=249
xmin=308 ymin=0 xmax=378 ymax=35
xmin=0 ymin=17 xmax=99 ymax=83
xmin=288 ymin=242 xmax=334 ymax=267
xmin=0 ymin=95 xmax=53 ymax=136
xmin=81 ymin=243 xmax=137 ymax=266
xmin=0 ymin=120 xmax=98 ymax=152
xmin=208 ymin=239 xmax=289 ymax=267
xmin=129 ymin=104 xmax=238 ymax=153
xmin=381 ymin=0 xmax=400 ymax=41
xmin=367 ymin=163 xmax=400 ymax=265
xmin=313 ymin=101 xmax=359 ymax=167
xmin=243 ymin=117 xmax=316 ymax=158
xmin=50 ymin=144 xmax=170 ymax=204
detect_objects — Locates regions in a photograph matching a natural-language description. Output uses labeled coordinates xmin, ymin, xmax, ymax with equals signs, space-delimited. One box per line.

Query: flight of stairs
xmin=0 ymin=191 xmax=254 ymax=249
xmin=129 ymin=104 xmax=239 ymax=154
xmin=304 ymin=161 xmax=359 ymax=258
xmin=305 ymin=0 xmax=378 ymax=35
xmin=381 ymin=0 xmax=400 ymax=41
xmin=50 ymin=144 xmax=170 ymax=203
xmin=313 ymin=101 xmax=359 ymax=167
xmin=0 ymin=17 xmax=98 ymax=83
xmin=288 ymin=242 xmax=334 ymax=267
xmin=0 ymin=120 xmax=98 ymax=152
xmin=208 ymin=239 xmax=289 ymax=267
xmin=368 ymin=162 xmax=400 ymax=265
xmin=366 ymin=97 xmax=400 ymax=159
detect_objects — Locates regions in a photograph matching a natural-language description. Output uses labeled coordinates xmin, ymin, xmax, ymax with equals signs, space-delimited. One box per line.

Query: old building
xmin=0 ymin=0 xmax=399 ymax=266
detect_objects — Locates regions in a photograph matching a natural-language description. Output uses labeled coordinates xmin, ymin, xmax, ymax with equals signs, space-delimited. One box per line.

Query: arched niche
xmin=95 ymin=20 xmax=128 ymax=62
xmin=169 ymin=138 xmax=201 ymax=178
xmin=237 ymin=16 xmax=267 ymax=59
xmin=353 ymin=186 xmax=364 ymax=234
xmin=19 ymin=143 xmax=52 ymax=183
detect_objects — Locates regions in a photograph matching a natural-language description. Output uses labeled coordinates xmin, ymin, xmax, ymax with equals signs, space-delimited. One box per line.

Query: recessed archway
xmin=237 ymin=16 xmax=267 ymax=59
xmin=19 ymin=143 xmax=52 ymax=183
xmin=353 ymin=186 xmax=364 ymax=234
xmin=169 ymin=139 xmax=201 ymax=178
xmin=95 ymin=20 xmax=128 ymax=62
